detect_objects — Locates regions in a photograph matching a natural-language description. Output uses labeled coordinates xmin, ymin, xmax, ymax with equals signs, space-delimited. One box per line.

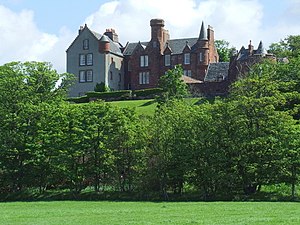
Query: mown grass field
xmin=1 ymin=201 xmax=299 ymax=225
xmin=108 ymin=98 xmax=202 ymax=116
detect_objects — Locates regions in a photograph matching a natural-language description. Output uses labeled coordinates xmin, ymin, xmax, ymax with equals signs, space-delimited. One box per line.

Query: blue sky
xmin=0 ymin=0 xmax=299 ymax=72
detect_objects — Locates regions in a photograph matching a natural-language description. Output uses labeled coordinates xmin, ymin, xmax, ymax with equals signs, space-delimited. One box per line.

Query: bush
xmin=86 ymin=90 xmax=132 ymax=100
xmin=133 ymin=88 xmax=164 ymax=98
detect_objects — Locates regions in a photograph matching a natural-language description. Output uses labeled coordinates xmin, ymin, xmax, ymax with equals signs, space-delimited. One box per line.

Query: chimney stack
xmin=104 ymin=28 xmax=119 ymax=43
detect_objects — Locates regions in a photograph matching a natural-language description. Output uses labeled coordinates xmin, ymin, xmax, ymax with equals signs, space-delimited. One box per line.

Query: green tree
xmin=269 ymin=35 xmax=300 ymax=58
xmin=0 ymin=61 xmax=73 ymax=192
xmin=215 ymin=40 xmax=236 ymax=62
xmin=158 ymin=65 xmax=189 ymax=102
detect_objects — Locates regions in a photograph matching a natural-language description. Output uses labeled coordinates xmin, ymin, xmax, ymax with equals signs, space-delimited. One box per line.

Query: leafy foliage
xmin=94 ymin=82 xmax=110 ymax=92
xmin=158 ymin=65 xmax=189 ymax=102
xmin=215 ymin=39 xmax=236 ymax=62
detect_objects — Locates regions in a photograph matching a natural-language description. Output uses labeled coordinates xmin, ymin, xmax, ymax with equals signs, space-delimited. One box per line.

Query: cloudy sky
xmin=0 ymin=0 xmax=299 ymax=72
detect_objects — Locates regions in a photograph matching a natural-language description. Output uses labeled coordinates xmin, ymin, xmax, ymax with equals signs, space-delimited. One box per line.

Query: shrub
xmin=67 ymin=96 xmax=89 ymax=103
xmin=133 ymin=88 xmax=164 ymax=98
xmin=86 ymin=90 xmax=132 ymax=100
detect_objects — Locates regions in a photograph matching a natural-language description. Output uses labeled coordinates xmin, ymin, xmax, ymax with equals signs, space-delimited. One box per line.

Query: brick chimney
xmin=248 ymin=40 xmax=254 ymax=55
xmin=150 ymin=19 xmax=169 ymax=50
xmin=104 ymin=28 xmax=119 ymax=43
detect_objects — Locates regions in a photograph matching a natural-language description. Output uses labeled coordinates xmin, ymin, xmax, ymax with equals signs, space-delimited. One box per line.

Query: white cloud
xmin=0 ymin=5 xmax=73 ymax=72
xmin=84 ymin=0 xmax=265 ymax=49
xmin=1 ymin=0 xmax=299 ymax=73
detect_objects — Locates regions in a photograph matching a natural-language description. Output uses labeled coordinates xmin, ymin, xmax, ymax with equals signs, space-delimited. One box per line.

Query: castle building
xmin=66 ymin=19 xmax=271 ymax=97
xmin=122 ymin=19 xmax=219 ymax=90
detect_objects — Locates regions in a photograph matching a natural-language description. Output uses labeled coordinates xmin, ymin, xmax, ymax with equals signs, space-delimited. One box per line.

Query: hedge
xmin=86 ymin=90 xmax=132 ymax=100
xmin=67 ymin=96 xmax=89 ymax=103
xmin=133 ymin=88 xmax=164 ymax=98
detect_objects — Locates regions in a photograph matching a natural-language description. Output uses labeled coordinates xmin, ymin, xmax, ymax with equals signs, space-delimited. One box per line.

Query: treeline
xmin=0 ymin=60 xmax=299 ymax=201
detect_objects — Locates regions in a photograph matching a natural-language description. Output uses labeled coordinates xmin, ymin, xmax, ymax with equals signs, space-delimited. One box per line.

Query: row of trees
xmin=0 ymin=36 xmax=299 ymax=200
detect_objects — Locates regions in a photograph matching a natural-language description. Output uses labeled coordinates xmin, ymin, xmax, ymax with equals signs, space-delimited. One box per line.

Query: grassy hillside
xmin=108 ymin=98 xmax=202 ymax=116
xmin=1 ymin=201 xmax=299 ymax=225
xmin=109 ymin=99 xmax=158 ymax=116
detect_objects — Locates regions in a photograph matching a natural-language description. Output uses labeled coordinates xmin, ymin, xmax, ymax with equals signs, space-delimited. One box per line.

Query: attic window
xmin=184 ymin=53 xmax=190 ymax=65
xmin=164 ymin=54 xmax=171 ymax=66
xmin=83 ymin=39 xmax=89 ymax=50
xmin=140 ymin=55 xmax=149 ymax=67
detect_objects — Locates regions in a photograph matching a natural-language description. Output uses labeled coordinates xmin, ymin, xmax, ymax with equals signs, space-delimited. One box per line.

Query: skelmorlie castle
xmin=67 ymin=19 xmax=274 ymax=97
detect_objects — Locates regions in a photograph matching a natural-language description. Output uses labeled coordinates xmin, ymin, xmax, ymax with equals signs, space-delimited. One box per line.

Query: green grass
xmin=108 ymin=98 xmax=203 ymax=116
xmin=109 ymin=99 xmax=158 ymax=116
xmin=1 ymin=201 xmax=300 ymax=225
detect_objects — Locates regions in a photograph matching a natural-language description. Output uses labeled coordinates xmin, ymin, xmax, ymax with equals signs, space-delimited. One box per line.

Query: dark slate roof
xmin=90 ymin=31 xmax=123 ymax=56
xmin=199 ymin=21 xmax=208 ymax=40
xmin=123 ymin=38 xmax=198 ymax=56
xmin=123 ymin=42 xmax=148 ymax=55
xmin=168 ymin=38 xmax=198 ymax=54
xmin=236 ymin=41 xmax=268 ymax=61
xmin=204 ymin=62 xmax=229 ymax=82
xmin=256 ymin=41 xmax=268 ymax=55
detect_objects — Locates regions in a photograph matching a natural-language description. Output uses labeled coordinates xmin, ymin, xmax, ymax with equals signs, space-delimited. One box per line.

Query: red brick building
xmin=123 ymin=19 xmax=219 ymax=90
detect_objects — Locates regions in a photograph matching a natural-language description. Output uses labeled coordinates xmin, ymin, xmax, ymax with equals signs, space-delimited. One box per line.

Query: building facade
xmin=67 ymin=25 xmax=124 ymax=97
xmin=123 ymin=19 xmax=220 ymax=90
xmin=66 ymin=19 xmax=272 ymax=97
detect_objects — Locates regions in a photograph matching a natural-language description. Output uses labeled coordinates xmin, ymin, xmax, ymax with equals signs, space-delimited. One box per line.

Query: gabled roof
xmin=123 ymin=38 xmax=199 ymax=56
xmin=66 ymin=25 xmax=123 ymax=57
xmin=123 ymin=42 xmax=148 ymax=55
xmin=204 ymin=62 xmax=229 ymax=82
xmin=236 ymin=41 xmax=268 ymax=61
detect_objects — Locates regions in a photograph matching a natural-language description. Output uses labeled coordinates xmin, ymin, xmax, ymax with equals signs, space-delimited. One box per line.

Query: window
xmin=83 ymin=39 xmax=89 ymax=50
xmin=110 ymin=71 xmax=113 ymax=80
xmin=86 ymin=70 xmax=93 ymax=82
xmin=119 ymin=73 xmax=121 ymax=82
xmin=184 ymin=70 xmax=192 ymax=77
xmin=199 ymin=52 xmax=203 ymax=62
xmin=79 ymin=54 xmax=86 ymax=66
xmin=140 ymin=55 xmax=148 ymax=67
xmin=87 ymin=54 xmax=93 ymax=65
xmin=184 ymin=53 xmax=190 ymax=65
xmin=79 ymin=70 xmax=93 ymax=82
xmin=164 ymin=54 xmax=171 ymax=66
xmin=139 ymin=72 xmax=150 ymax=84
xmin=79 ymin=54 xmax=93 ymax=66
xmin=79 ymin=71 xmax=86 ymax=82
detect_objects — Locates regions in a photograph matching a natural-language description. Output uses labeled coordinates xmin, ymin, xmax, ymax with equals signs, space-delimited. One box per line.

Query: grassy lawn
xmin=108 ymin=98 xmax=202 ymax=116
xmin=1 ymin=201 xmax=299 ymax=225
xmin=109 ymin=99 xmax=158 ymax=116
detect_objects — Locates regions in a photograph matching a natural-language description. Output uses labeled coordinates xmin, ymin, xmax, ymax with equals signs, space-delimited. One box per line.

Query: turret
xmin=198 ymin=21 xmax=209 ymax=49
xmin=256 ymin=41 xmax=268 ymax=55
xmin=99 ymin=35 xmax=110 ymax=53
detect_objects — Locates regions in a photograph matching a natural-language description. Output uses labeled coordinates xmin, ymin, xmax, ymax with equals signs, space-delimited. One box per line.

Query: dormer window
xmin=140 ymin=55 xmax=149 ymax=67
xmin=83 ymin=39 xmax=89 ymax=50
xmin=164 ymin=54 xmax=171 ymax=66
xmin=184 ymin=53 xmax=190 ymax=65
